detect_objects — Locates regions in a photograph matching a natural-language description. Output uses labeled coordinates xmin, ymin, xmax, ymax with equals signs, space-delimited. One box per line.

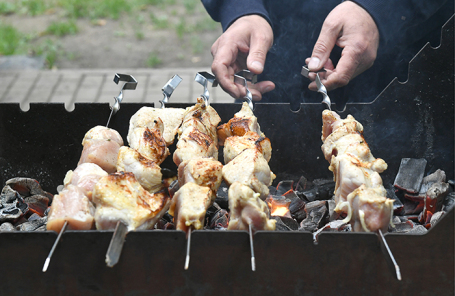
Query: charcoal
xmin=6 ymin=177 xmax=52 ymax=200
xmin=268 ymin=185 xmax=277 ymax=196
xmin=298 ymin=201 xmax=328 ymax=232
xmin=442 ymin=192 xmax=455 ymax=212
xmin=402 ymin=198 xmax=422 ymax=215
xmin=272 ymin=217 xmax=293 ymax=231
xmin=266 ymin=195 xmax=291 ymax=218
xmin=215 ymin=183 xmax=229 ymax=210
xmin=276 ymin=180 xmax=294 ymax=196
xmin=299 ymin=179 xmax=335 ymax=202
xmin=168 ymin=179 xmax=179 ymax=199
xmin=393 ymin=158 xmax=427 ymax=194
xmin=386 ymin=188 xmax=404 ymax=214
xmin=208 ymin=209 xmax=229 ymax=230
xmin=0 ymin=222 xmax=15 ymax=231
xmin=35 ymin=225 xmax=47 ymax=231
xmin=16 ymin=216 xmax=47 ymax=231
xmin=294 ymin=176 xmax=310 ymax=192
xmin=430 ymin=211 xmax=445 ymax=228
xmin=24 ymin=194 xmax=49 ymax=217
xmin=418 ymin=169 xmax=446 ymax=196
xmin=27 ymin=213 xmax=41 ymax=221
xmin=406 ymin=225 xmax=428 ymax=235
xmin=206 ymin=202 xmax=222 ymax=218
xmin=279 ymin=216 xmax=299 ymax=230
xmin=426 ymin=181 xmax=450 ymax=212
xmin=0 ymin=188 xmax=29 ymax=222
xmin=288 ymin=198 xmax=306 ymax=222
xmin=388 ymin=220 xmax=415 ymax=233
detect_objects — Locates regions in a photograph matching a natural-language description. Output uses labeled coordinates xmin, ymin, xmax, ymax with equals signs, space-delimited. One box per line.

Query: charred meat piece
xmin=169 ymin=182 xmax=213 ymax=235
xmin=222 ymin=148 xmax=275 ymax=200
xmin=173 ymin=126 xmax=218 ymax=166
xmin=223 ymin=131 xmax=272 ymax=164
xmin=178 ymin=157 xmax=223 ymax=194
xmin=217 ymin=102 xmax=264 ymax=146
xmin=127 ymin=127 xmax=170 ymax=165
xmin=128 ymin=107 xmax=185 ymax=146
xmin=116 ymin=146 xmax=163 ymax=193
xmin=92 ymin=172 xmax=170 ymax=231
xmin=227 ymin=182 xmax=276 ymax=232
xmin=47 ymin=185 xmax=95 ymax=233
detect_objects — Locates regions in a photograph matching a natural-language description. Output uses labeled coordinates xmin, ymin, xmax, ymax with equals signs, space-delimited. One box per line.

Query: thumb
xmin=309 ymin=21 xmax=341 ymax=71
xmin=246 ymin=32 xmax=272 ymax=75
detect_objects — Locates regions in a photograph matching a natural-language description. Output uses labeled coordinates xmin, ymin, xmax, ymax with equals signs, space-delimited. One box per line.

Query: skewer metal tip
xmin=184 ymin=227 xmax=192 ymax=270
xmin=249 ymin=224 xmax=256 ymax=271
xmin=42 ymin=220 xmax=68 ymax=272
xmin=378 ymin=229 xmax=402 ymax=281
xmin=105 ymin=221 xmax=128 ymax=268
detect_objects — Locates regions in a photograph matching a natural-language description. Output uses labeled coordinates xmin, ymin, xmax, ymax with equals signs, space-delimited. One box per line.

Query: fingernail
xmin=251 ymin=61 xmax=264 ymax=72
xmin=308 ymin=57 xmax=320 ymax=70
xmin=264 ymin=86 xmax=273 ymax=93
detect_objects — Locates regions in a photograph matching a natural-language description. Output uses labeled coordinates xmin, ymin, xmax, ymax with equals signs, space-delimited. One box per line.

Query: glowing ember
xmin=266 ymin=196 xmax=291 ymax=218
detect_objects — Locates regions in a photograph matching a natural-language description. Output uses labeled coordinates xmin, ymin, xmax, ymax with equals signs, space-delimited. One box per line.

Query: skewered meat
xmin=63 ymin=163 xmax=108 ymax=200
xmin=322 ymin=110 xmax=393 ymax=232
xmin=78 ymin=126 xmax=124 ymax=173
xmin=127 ymin=127 xmax=169 ymax=165
xmin=223 ymin=131 xmax=272 ymax=164
xmin=92 ymin=172 xmax=170 ymax=231
xmin=47 ymin=185 xmax=95 ymax=233
xmin=227 ymin=182 xmax=276 ymax=231
xmin=217 ymin=102 xmax=264 ymax=146
xmin=116 ymin=146 xmax=163 ymax=193
xmin=168 ymin=182 xmax=213 ymax=234
xmin=178 ymin=158 xmax=223 ymax=194
xmin=128 ymin=107 xmax=185 ymax=146
xmin=222 ymin=148 xmax=275 ymax=199
xmin=173 ymin=98 xmax=221 ymax=166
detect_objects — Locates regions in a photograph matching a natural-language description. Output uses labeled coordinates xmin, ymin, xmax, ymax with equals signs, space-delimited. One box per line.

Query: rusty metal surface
xmin=0 ymin=14 xmax=453 ymax=296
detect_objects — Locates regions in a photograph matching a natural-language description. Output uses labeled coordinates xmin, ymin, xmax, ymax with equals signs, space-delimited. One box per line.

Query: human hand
xmin=305 ymin=1 xmax=379 ymax=91
xmin=210 ymin=15 xmax=275 ymax=101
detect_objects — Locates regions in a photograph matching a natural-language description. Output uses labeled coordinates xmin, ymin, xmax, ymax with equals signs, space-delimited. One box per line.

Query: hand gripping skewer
xmin=234 ymin=70 xmax=257 ymax=111
xmin=107 ymin=73 xmax=138 ymax=127
xmin=160 ymin=75 xmax=182 ymax=108
xmin=43 ymin=74 xmax=137 ymax=272
xmin=301 ymin=66 xmax=331 ymax=110
xmin=194 ymin=71 xmax=217 ymax=107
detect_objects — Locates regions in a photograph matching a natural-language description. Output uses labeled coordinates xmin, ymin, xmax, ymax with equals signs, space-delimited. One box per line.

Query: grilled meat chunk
xmin=92 ymin=172 xmax=170 ymax=231
xmin=82 ymin=125 xmax=124 ymax=146
xmin=47 ymin=185 xmax=95 ymax=233
xmin=127 ymin=127 xmax=169 ymax=165
xmin=173 ymin=126 xmax=218 ymax=166
xmin=178 ymin=157 xmax=223 ymax=194
xmin=223 ymin=131 xmax=271 ymax=164
xmin=116 ymin=146 xmax=163 ymax=193
xmin=168 ymin=182 xmax=213 ymax=235
xmin=227 ymin=182 xmax=276 ymax=231
xmin=63 ymin=163 xmax=108 ymax=201
xmin=222 ymin=148 xmax=275 ymax=199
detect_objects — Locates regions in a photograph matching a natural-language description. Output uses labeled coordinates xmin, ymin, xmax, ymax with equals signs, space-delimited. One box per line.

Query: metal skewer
xmin=160 ymin=75 xmax=182 ymax=108
xmin=249 ymin=223 xmax=256 ymax=271
xmin=234 ymin=70 xmax=257 ymax=111
xmin=301 ymin=66 xmax=331 ymax=110
xmin=106 ymin=221 xmax=129 ymax=267
xmin=42 ymin=221 xmax=68 ymax=272
xmin=184 ymin=226 xmax=193 ymax=270
xmin=377 ymin=229 xmax=402 ymax=281
xmin=194 ymin=71 xmax=217 ymax=107
xmin=107 ymin=73 xmax=138 ymax=127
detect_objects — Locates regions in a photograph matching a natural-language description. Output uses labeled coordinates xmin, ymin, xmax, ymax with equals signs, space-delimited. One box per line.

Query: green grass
xmin=34 ymin=39 xmax=60 ymax=68
xmin=0 ymin=23 xmax=23 ymax=55
xmin=150 ymin=12 xmax=169 ymax=29
xmin=146 ymin=52 xmax=161 ymax=67
xmin=46 ymin=20 xmax=78 ymax=36
xmin=0 ymin=2 xmax=16 ymax=15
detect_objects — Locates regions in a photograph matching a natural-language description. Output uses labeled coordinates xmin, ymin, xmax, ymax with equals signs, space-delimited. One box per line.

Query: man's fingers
xmin=309 ymin=19 xmax=341 ymax=71
xmin=250 ymin=81 xmax=275 ymax=101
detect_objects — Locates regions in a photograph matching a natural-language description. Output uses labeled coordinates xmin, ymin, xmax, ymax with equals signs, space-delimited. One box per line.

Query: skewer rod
xmin=106 ymin=221 xmax=128 ymax=267
xmin=249 ymin=224 xmax=256 ymax=271
xmin=377 ymin=229 xmax=402 ymax=281
xmin=43 ymin=220 xmax=68 ymax=272
xmin=184 ymin=227 xmax=192 ymax=270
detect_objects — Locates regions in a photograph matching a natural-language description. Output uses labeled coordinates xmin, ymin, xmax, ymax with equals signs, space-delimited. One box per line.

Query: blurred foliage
xmin=45 ymin=19 xmax=78 ymax=36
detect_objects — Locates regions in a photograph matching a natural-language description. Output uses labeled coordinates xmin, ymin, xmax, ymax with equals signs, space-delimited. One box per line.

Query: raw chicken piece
xmin=92 ymin=172 xmax=170 ymax=231
xmin=227 ymin=182 xmax=276 ymax=231
xmin=128 ymin=107 xmax=185 ymax=146
xmin=78 ymin=139 xmax=122 ymax=173
xmin=335 ymin=184 xmax=393 ymax=232
xmin=217 ymin=102 xmax=264 ymax=146
xmin=223 ymin=131 xmax=272 ymax=164
xmin=63 ymin=163 xmax=108 ymax=200
xmin=173 ymin=126 xmax=218 ymax=166
xmin=168 ymin=182 xmax=213 ymax=235
xmin=116 ymin=146 xmax=163 ymax=193
xmin=47 ymin=185 xmax=95 ymax=233
xmin=82 ymin=125 xmax=124 ymax=146
xmin=127 ymin=127 xmax=169 ymax=165
xmin=222 ymin=148 xmax=275 ymax=199
xmin=178 ymin=157 xmax=223 ymax=194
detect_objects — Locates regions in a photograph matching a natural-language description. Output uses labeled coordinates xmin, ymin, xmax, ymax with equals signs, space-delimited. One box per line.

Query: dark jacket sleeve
xmin=201 ymin=0 xmax=271 ymax=31
xmin=348 ymin=0 xmax=450 ymax=49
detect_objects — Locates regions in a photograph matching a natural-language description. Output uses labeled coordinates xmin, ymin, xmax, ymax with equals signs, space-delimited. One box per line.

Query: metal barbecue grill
xmin=0 ymin=16 xmax=453 ymax=296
